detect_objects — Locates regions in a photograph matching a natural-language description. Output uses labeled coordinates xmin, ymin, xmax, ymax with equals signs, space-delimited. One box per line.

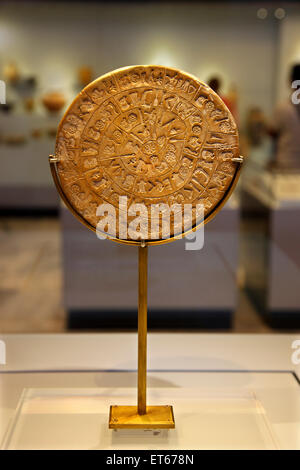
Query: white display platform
xmin=0 ymin=334 xmax=299 ymax=449
xmin=1 ymin=387 xmax=278 ymax=450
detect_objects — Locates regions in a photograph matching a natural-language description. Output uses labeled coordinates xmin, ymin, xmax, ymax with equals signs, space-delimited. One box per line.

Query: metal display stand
xmin=49 ymin=65 xmax=243 ymax=430
xmin=109 ymin=243 xmax=175 ymax=429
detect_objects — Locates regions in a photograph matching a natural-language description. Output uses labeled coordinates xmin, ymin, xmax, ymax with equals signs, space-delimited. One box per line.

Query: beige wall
xmin=0 ymin=1 xmax=278 ymax=118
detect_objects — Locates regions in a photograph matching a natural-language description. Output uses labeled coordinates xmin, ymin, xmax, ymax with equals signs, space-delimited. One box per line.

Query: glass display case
xmin=1 ymin=333 xmax=299 ymax=450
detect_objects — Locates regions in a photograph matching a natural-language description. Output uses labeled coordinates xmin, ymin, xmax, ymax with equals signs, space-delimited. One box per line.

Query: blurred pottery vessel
xmin=42 ymin=91 xmax=66 ymax=113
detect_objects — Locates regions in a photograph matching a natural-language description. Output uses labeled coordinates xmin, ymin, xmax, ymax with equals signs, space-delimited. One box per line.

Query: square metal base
xmin=109 ymin=405 xmax=175 ymax=429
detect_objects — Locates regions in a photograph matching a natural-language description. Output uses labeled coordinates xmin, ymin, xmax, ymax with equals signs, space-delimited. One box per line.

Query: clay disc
xmin=54 ymin=65 xmax=240 ymax=244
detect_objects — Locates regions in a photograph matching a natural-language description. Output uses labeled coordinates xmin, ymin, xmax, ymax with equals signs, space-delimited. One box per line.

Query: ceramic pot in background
xmin=78 ymin=66 xmax=93 ymax=87
xmin=42 ymin=91 xmax=66 ymax=113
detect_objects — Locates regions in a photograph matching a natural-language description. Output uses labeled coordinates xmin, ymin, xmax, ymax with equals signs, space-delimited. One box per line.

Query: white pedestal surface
xmin=0 ymin=334 xmax=299 ymax=450
xmin=2 ymin=387 xmax=278 ymax=450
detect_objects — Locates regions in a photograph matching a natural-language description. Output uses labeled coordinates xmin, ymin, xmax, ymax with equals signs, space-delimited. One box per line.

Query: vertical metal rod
xmin=138 ymin=243 xmax=148 ymax=415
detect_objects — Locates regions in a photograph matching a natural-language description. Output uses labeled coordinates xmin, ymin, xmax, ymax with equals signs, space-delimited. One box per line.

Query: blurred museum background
xmin=0 ymin=0 xmax=300 ymax=333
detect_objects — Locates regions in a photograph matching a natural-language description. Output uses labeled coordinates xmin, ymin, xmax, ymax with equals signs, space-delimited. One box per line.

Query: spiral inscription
xmin=55 ymin=65 xmax=240 ymax=241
